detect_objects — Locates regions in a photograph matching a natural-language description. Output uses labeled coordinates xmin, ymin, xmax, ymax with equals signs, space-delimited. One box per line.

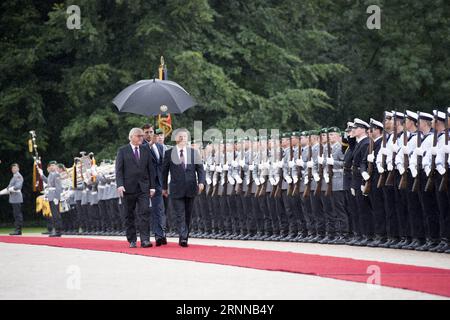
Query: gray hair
xmin=128 ymin=128 xmax=143 ymax=140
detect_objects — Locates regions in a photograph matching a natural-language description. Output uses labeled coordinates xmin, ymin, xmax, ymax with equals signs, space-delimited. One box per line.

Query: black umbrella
xmin=112 ymin=79 xmax=196 ymax=116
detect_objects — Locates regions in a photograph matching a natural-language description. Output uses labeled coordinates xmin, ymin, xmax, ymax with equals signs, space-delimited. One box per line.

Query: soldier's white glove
xmin=437 ymin=165 xmax=446 ymax=176
xmin=235 ymin=175 xmax=243 ymax=184
xmin=398 ymin=166 xmax=405 ymax=175
xmin=232 ymin=160 xmax=239 ymax=168
xmin=313 ymin=173 xmax=320 ymax=182
xmin=53 ymin=199 xmax=59 ymax=205
xmin=410 ymin=167 xmax=418 ymax=178
xmin=307 ymin=161 xmax=313 ymax=168
xmin=228 ymin=176 xmax=236 ymax=185
xmin=259 ymin=177 xmax=265 ymax=185
xmin=215 ymin=165 xmax=222 ymax=173
xmin=431 ymin=146 xmax=439 ymax=156
xmin=288 ymin=160 xmax=295 ymax=168
xmin=377 ymin=164 xmax=384 ymax=174
xmin=246 ymin=178 xmax=250 ymax=185
xmin=414 ymin=147 xmax=424 ymax=157
xmin=295 ymin=159 xmax=304 ymax=167
xmin=212 ymin=177 xmax=218 ymax=186
xmin=390 ymin=143 xmax=400 ymax=154
xmin=220 ymin=178 xmax=225 ymax=186
xmin=273 ymin=177 xmax=280 ymax=185
xmin=284 ymin=175 xmax=293 ymax=184
xmin=303 ymin=176 xmax=309 ymax=185
xmin=249 ymin=164 xmax=255 ymax=171
xmin=223 ymin=164 xmax=229 ymax=171
xmin=387 ymin=163 xmax=394 ymax=171
xmin=318 ymin=156 xmax=324 ymax=165
xmin=380 ymin=147 xmax=388 ymax=156
xmin=351 ymin=188 xmax=355 ymax=196
xmin=327 ymin=157 xmax=334 ymax=166
xmin=367 ymin=152 xmax=375 ymax=163
xmin=7 ymin=187 xmax=15 ymax=192
xmin=425 ymin=167 xmax=431 ymax=177
xmin=443 ymin=144 xmax=450 ymax=154
xmin=293 ymin=176 xmax=298 ymax=184
xmin=269 ymin=177 xmax=276 ymax=185
xmin=38 ymin=168 xmax=43 ymax=176
xmin=254 ymin=178 xmax=261 ymax=186
xmin=239 ymin=159 xmax=246 ymax=168
xmin=276 ymin=161 xmax=284 ymax=169
xmin=362 ymin=171 xmax=370 ymax=181
xmin=206 ymin=177 xmax=212 ymax=185
xmin=401 ymin=145 xmax=409 ymax=155
xmin=324 ymin=174 xmax=330 ymax=184
xmin=361 ymin=185 xmax=367 ymax=195
xmin=209 ymin=164 xmax=215 ymax=171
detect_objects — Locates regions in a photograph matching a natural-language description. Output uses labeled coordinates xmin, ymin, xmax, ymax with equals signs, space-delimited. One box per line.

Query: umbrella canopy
xmin=112 ymin=79 xmax=196 ymax=116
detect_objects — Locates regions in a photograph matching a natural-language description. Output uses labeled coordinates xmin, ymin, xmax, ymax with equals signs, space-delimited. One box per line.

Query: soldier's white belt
xmin=332 ymin=169 xmax=344 ymax=173
xmin=48 ymin=187 xmax=56 ymax=190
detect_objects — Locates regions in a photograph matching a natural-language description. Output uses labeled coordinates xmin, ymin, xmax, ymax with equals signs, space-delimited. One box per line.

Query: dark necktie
xmin=134 ymin=147 xmax=140 ymax=161
xmin=180 ymin=149 xmax=185 ymax=169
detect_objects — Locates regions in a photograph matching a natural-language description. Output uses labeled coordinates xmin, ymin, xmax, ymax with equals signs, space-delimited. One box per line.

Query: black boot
xmin=9 ymin=229 xmax=22 ymax=236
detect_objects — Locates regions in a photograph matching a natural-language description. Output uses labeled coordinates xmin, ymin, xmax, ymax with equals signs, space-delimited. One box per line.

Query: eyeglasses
xmin=136 ymin=134 xmax=144 ymax=137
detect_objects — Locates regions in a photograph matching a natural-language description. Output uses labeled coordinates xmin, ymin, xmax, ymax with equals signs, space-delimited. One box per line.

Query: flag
xmin=157 ymin=56 xmax=172 ymax=136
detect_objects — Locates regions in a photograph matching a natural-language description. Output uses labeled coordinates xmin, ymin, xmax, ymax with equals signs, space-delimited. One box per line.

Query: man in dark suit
xmin=115 ymin=128 xmax=156 ymax=248
xmin=142 ymin=124 xmax=167 ymax=246
xmin=162 ymin=128 xmax=206 ymax=247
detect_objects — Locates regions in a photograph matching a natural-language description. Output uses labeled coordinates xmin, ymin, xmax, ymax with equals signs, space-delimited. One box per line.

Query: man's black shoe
xmin=9 ymin=230 xmax=22 ymax=236
xmin=129 ymin=241 xmax=137 ymax=248
xmin=156 ymin=239 xmax=163 ymax=247
xmin=161 ymin=237 xmax=168 ymax=245
xmin=49 ymin=232 xmax=62 ymax=237
xmin=179 ymin=241 xmax=188 ymax=247
xmin=141 ymin=241 xmax=152 ymax=248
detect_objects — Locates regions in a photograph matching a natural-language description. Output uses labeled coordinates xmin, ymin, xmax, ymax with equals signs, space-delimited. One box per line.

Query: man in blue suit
xmin=142 ymin=124 xmax=167 ymax=246
xmin=162 ymin=128 xmax=205 ymax=247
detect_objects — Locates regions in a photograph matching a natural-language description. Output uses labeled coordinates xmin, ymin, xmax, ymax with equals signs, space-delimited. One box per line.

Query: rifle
xmin=303 ymin=136 xmax=312 ymax=198
xmin=236 ymin=140 xmax=245 ymax=195
xmin=207 ymin=146 xmax=215 ymax=197
xmin=412 ymin=112 xmax=422 ymax=193
xmin=377 ymin=112 xmax=388 ymax=188
xmin=385 ymin=113 xmax=398 ymax=186
xmin=425 ymin=113 xmax=438 ymax=192
xmin=325 ymin=130 xmax=334 ymax=197
xmin=362 ymin=133 xmax=374 ymax=195
xmin=292 ymin=139 xmax=302 ymax=196
xmin=398 ymin=111 xmax=409 ymax=190
xmin=258 ymin=138 xmax=269 ymax=197
xmin=211 ymin=142 xmax=221 ymax=197
xmin=314 ymin=133 xmax=324 ymax=196
xmin=273 ymin=137 xmax=284 ymax=198
xmin=221 ymin=141 xmax=228 ymax=197
xmin=245 ymin=139 xmax=254 ymax=197
xmin=439 ymin=110 xmax=449 ymax=192
xmin=287 ymin=136 xmax=295 ymax=196
xmin=230 ymin=142 xmax=237 ymax=196
xmin=29 ymin=130 xmax=44 ymax=192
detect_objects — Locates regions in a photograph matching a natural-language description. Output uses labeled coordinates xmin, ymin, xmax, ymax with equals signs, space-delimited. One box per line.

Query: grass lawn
xmin=0 ymin=227 xmax=46 ymax=234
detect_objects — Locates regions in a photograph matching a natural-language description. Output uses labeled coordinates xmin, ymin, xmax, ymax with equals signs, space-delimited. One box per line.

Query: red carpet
xmin=1 ymin=236 xmax=450 ymax=298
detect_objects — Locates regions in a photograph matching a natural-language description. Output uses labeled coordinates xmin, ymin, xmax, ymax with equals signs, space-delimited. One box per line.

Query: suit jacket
xmin=162 ymin=146 xmax=206 ymax=199
xmin=42 ymin=172 xmax=62 ymax=201
xmin=351 ymin=136 xmax=370 ymax=189
xmin=145 ymin=142 xmax=164 ymax=189
xmin=115 ymin=144 xmax=156 ymax=194
xmin=8 ymin=172 xmax=23 ymax=204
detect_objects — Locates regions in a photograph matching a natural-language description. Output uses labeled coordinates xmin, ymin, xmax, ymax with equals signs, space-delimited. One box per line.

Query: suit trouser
xmin=355 ymin=188 xmax=373 ymax=237
xmin=261 ymin=193 xmax=276 ymax=234
xmin=405 ymin=173 xmax=425 ymax=239
xmin=171 ymin=196 xmax=195 ymax=241
xmin=281 ymin=191 xmax=297 ymax=234
xmin=310 ymin=191 xmax=325 ymax=235
xmin=393 ymin=173 xmax=410 ymax=238
xmin=49 ymin=201 xmax=63 ymax=233
xmin=151 ymin=190 xmax=166 ymax=239
xmin=301 ymin=194 xmax=315 ymax=234
xmin=368 ymin=183 xmax=386 ymax=237
xmin=11 ymin=203 xmax=23 ymax=230
xmin=123 ymin=192 xmax=150 ymax=243
xmin=434 ymin=175 xmax=450 ymax=240
xmin=382 ymin=185 xmax=398 ymax=238
xmin=418 ymin=172 xmax=440 ymax=240
xmin=320 ymin=193 xmax=335 ymax=234
xmin=198 ymin=192 xmax=212 ymax=233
